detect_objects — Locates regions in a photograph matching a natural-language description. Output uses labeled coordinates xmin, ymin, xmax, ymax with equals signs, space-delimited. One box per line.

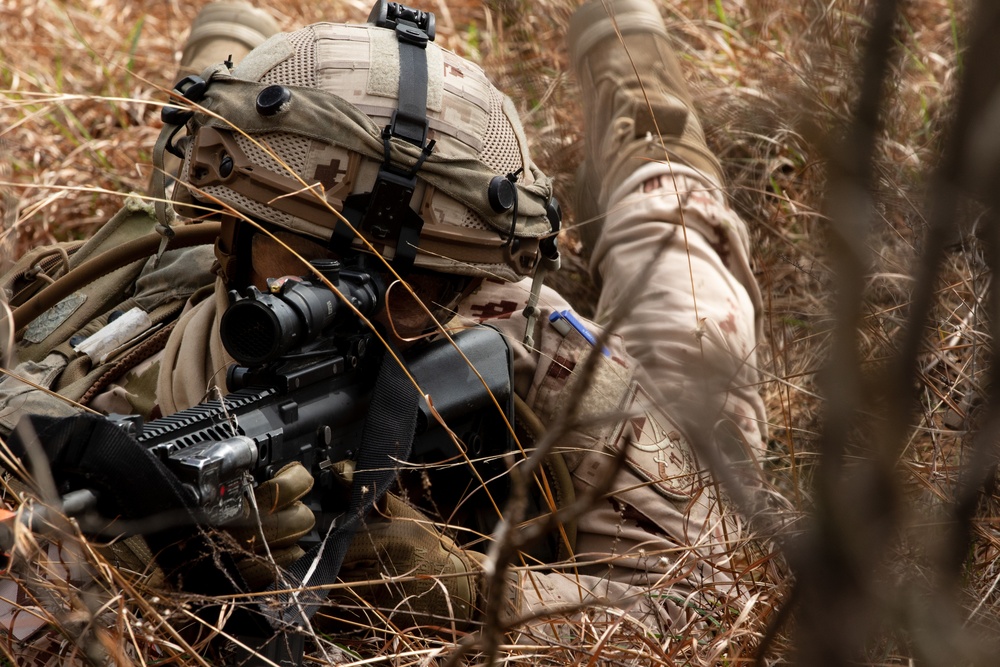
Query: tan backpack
xmin=0 ymin=195 xmax=218 ymax=432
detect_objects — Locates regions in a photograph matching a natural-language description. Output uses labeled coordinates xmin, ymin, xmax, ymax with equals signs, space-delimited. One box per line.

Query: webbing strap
xmin=391 ymin=25 xmax=430 ymax=146
xmin=344 ymin=4 xmax=436 ymax=274
xmin=6 ymin=414 xmax=242 ymax=595
xmin=151 ymin=75 xmax=209 ymax=263
xmin=265 ymin=349 xmax=420 ymax=627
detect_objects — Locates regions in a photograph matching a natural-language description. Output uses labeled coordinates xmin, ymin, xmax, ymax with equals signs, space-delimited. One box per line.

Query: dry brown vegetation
xmin=3 ymin=0 xmax=999 ymax=664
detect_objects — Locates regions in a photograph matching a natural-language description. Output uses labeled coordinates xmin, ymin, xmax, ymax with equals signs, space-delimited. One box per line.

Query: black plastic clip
xmin=541 ymin=197 xmax=562 ymax=261
xmin=368 ymin=1 xmax=436 ymax=42
xmin=161 ymin=75 xmax=208 ymax=124
xmin=161 ymin=75 xmax=209 ymax=157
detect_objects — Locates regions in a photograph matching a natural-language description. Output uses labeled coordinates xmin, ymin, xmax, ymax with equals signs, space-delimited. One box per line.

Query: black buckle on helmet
xmin=389 ymin=109 xmax=428 ymax=148
xmin=161 ymin=75 xmax=209 ymax=158
xmin=160 ymin=75 xmax=208 ymax=125
xmin=336 ymin=130 xmax=436 ymax=275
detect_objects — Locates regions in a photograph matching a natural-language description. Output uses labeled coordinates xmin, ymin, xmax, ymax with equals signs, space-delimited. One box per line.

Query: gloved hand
xmin=220 ymin=461 xmax=316 ymax=590
xmin=325 ymin=493 xmax=485 ymax=631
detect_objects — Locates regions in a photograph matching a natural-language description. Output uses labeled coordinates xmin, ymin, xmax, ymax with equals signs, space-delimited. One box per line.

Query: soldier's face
xmin=250 ymin=231 xmax=475 ymax=343
xmin=250 ymin=230 xmax=334 ymax=290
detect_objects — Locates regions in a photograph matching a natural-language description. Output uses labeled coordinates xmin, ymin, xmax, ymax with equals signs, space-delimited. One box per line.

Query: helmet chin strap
xmin=151 ymin=73 xmax=211 ymax=266
xmin=151 ymin=109 xmax=180 ymax=267
xmin=522 ymin=198 xmax=563 ymax=349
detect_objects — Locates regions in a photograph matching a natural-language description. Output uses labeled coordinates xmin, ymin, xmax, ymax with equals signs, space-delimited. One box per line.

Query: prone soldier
xmin=0 ymin=0 xmax=781 ymax=662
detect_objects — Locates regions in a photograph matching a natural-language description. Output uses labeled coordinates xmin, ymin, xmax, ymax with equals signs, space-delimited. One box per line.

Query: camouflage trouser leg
xmin=505 ymin=161 xmax=769 ymax=648
xmin=591 ymin=161 xmax=766 ymax=452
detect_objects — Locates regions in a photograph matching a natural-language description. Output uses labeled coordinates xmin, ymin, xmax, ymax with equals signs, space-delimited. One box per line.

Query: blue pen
xmin=549 ymin=310 xmax=611 ymax=356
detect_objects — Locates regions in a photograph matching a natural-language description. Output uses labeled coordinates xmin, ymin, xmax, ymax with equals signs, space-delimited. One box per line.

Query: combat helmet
xmin=154 ymin=1 xmax=560 ymax=287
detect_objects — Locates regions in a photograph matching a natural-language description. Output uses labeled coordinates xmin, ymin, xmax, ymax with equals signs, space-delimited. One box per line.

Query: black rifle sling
xmin=269 ymin=348 xmax=420 ymax=627
xmin=6 ymin=413 xmax=245 ymax=597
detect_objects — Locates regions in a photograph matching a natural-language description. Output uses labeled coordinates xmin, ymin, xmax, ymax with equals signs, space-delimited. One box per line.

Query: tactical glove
xmin=220 ymin=461 xmax=316 ymax=590
xmin=324 ymin=493 xmax=485 ymax=632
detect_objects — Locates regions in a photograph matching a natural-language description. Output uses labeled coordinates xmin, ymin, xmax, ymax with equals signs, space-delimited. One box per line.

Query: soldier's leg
xmin=154 ymin=3 xmax=279 ymax=187
xmin=498 ymin=3 xmax=775 ymax=647
xmin=569 ymin=0 xmax=766 ymax=451
xmin=176 ymin=2 xmax=279 ymax=80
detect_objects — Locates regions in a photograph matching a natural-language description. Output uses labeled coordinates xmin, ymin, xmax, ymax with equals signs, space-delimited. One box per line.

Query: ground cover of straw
xmin=2 ymin=0 xmax=996 ymax=664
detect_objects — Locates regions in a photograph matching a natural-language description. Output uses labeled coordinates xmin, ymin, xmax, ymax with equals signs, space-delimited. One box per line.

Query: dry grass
xmin=2 ymin=0 xmax=997 ymax=664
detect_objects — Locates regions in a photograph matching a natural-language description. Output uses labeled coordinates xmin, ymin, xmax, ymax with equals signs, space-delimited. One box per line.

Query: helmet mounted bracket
xmin=336 ymin=1 xmax=437 ymax=275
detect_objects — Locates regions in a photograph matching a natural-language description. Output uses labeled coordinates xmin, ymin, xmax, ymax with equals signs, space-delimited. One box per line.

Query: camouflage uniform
xmin=0 ymin=0 xmax=776 ymax=658
xmin=456 ymin=162 xmax=767 ymax=641
xmin=152 ymin=160 xmax=767 ymax=641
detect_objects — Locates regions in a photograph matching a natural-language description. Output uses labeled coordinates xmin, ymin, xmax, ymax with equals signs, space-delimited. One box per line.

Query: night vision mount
xmin=333 ymin=1 xmax=440 ymax=275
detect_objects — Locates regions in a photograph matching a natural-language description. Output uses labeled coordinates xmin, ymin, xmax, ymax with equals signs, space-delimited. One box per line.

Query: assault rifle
xmin=2 ymin=259 xmax=513 ymax=666
xmin=3 ymin=259 xmax=513 ymax=552
xmin=135 ymin=260 xmax=513 ymax=538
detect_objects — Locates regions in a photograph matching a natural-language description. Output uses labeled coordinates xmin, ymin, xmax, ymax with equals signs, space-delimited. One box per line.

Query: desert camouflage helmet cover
xmin=172 ymin=19 xmax=555 ymax=281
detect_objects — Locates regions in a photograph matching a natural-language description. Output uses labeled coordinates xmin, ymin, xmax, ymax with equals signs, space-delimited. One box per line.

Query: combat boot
xmin=568 ymin=0 xmax=723 ymax=252
xmin=177 ymin=2 xmax=280 ymax=79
